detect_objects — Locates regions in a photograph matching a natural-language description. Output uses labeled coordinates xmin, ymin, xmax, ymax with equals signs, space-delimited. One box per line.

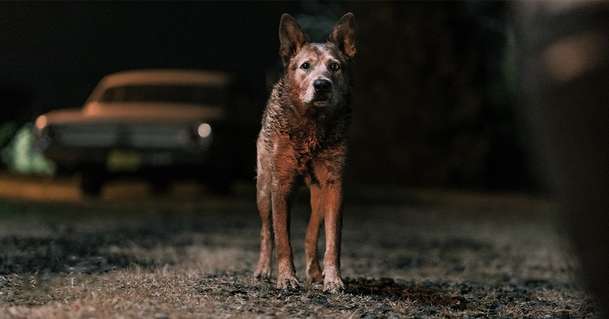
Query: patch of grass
xmin=0 ymin=191 xmax=597 ymax=318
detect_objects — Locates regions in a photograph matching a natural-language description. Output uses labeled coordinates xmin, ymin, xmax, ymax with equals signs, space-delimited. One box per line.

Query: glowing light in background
xmin=35 ymin=115 xmax=48 ymax=130
xmin=197 ymin=123 xmax=212 ymax=138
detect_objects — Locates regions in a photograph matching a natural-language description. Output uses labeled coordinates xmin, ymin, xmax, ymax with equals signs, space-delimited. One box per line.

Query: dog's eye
xmin=300 ymin=62 xmax=310 ymax=70
xmin=329 ymin=62 xmax=341 ymax=72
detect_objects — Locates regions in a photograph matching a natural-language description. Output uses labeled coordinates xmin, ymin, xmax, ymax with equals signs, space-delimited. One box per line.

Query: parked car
xmin=34 ymin=69 xmax=238 ymax=196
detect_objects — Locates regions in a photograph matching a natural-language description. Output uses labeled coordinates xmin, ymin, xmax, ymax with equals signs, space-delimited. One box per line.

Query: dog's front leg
xmin=321 ymin=179 xmax=345 ymax=293
xmin=271 ymin=161 xmax=299 ymax=289
xmin=254 ymin=167 xmax=273 ymax=280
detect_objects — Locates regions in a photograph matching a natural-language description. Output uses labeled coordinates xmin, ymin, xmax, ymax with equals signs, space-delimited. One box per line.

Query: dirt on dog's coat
xmin=254 ymin=13 xmax=356 ymax=293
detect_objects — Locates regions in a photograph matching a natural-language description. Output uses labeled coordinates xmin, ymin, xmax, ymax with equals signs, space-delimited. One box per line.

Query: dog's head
xmin=278 ymin=13 xmax=356 ymax=112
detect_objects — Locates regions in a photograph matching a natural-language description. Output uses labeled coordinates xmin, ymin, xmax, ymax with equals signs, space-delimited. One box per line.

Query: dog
xmin=254 ymin=13 xmax=356 ymax=293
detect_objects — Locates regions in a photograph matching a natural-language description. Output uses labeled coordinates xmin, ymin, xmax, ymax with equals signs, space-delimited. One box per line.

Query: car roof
xmin=100 ymin=69 xmax=229 ymax=87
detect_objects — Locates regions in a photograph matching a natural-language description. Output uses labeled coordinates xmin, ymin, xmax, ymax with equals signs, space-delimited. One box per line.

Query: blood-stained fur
xmin=254 ymin=13 xmax=356 ymax=293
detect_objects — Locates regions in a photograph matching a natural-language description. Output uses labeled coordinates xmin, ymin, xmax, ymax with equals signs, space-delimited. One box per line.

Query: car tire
xmin=80 ymin=170 xmax=105 ymax=197
xmin=206 ymin=155 xmax=236 ymax=195
xmin=149 ymin=177 xmax=172 ymax=195
xmin=208 ymin=177 xmax=233 ymax=195
xmin=54 ymin=164 xmax=74 ymax=177
xmin=198 ymin=167 xmax=234 ymax=195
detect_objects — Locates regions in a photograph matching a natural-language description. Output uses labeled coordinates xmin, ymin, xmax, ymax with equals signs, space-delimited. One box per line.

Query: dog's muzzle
xmin=312 ymin=79 xmax=332 ymax=107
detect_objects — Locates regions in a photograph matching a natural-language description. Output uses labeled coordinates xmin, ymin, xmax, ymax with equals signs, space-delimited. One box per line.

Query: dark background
xmin=0 ymin=1 xmax=536 ymax=192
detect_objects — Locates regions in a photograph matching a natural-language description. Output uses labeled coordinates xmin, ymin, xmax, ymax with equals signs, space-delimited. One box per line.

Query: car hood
xmin=42 ymin=102 xmax=225 ymax=125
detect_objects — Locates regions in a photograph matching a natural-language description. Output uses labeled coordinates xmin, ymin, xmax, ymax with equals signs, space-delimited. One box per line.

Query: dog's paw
xmin=253 ymin=266 xmax=271 ymax=281
xmin=276 ymin=273 xmax=300 ymax=290
xmin=305 ymin=264 xmax=323 ymax=285
xmin=323 ymin=277 xmax=345 ymax=293
xmin=322 ymin=269 xmax=345 ymax=293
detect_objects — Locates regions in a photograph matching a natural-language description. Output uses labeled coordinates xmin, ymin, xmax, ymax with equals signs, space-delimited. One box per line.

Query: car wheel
xmin=80 ymin=170 xmax=105 ymax=197
xmin=198 ymin=169 xmax=234 ymax=195
xmin=208 ymin=177 xmax=233 ymax=195
xmin=206 ymin=156 xmax=236 ymax=195
xmin=149 ymin=177 xmax=172 ymax=195
xmin=54 ymin=164 xmax=74 ymax=177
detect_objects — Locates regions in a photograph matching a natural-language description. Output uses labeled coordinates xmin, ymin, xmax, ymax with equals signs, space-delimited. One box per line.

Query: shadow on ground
xmin=193 ymin=272 xmax=593 ymax=318
xmin=346 ymin=277 xmax=467 ymax=310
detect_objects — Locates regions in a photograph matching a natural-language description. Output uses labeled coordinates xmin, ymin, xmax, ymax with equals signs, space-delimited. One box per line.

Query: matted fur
xmin=254 ymin=13 xmax=356 ymax=293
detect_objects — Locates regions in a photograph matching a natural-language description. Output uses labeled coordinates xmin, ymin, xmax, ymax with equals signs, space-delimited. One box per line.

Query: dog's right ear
xmin=279 ymin=14 xmax=308 ymax=67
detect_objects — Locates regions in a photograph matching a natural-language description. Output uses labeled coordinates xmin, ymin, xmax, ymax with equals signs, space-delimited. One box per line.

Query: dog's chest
xmin=288 ymin=124 xmax=327 ymax=174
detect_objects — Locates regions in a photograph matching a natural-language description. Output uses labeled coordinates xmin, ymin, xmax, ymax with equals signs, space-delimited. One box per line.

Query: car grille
xmin=57 ymin=125 xmax=117 ymax=147
xmin=55 ymin=124 xmax=197 ymax=148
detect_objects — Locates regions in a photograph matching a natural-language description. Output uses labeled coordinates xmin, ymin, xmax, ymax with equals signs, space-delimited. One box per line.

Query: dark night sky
xmin=1 ymin=2 xmax=304 ymax=115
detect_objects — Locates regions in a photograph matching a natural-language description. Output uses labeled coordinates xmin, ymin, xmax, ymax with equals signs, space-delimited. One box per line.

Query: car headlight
xmin=35 ymin=115 xmax=48 ymax=131
xmin=196 ymin=123 xmax=212 ymax=138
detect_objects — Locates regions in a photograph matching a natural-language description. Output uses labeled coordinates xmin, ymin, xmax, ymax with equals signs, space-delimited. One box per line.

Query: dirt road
xmin=0 ymin=176 xmax=597 ymax=318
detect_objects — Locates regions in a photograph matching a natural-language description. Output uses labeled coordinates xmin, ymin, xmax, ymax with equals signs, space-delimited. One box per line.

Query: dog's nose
xmin=313 ymin=79 xmax=332 ymax=92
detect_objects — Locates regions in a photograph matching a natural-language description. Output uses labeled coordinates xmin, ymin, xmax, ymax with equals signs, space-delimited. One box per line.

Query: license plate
xmin=107 ymin=150 xmax=141 ymax=171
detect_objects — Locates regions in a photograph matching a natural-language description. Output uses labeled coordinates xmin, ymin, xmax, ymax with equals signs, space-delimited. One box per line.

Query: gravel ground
xmin=0 ymin=185 xmax=599 ymax=318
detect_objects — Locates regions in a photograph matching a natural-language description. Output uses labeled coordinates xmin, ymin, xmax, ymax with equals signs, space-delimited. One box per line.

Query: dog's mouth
xmin=311 ymin=95 xmax=332 ymax=107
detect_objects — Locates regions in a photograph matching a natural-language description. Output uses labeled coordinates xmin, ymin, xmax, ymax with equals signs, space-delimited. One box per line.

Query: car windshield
xmin=98 ymin=85 xmax=226 ymax=106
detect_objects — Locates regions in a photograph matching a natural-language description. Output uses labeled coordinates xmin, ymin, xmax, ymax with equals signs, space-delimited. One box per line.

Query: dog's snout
xmin=313 ymin=79 xmax=332 ymax=92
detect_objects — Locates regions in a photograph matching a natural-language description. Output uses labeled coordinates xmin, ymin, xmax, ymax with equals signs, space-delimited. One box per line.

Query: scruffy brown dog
xmin=254 ymin=13 xmax=356 ymax=293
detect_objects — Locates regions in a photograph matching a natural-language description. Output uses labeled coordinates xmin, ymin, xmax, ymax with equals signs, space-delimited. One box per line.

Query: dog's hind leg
xmin=254 ymin=166 xmax=273 ymax=280
xmin=305 ymin=181 xmax=323 ymax=284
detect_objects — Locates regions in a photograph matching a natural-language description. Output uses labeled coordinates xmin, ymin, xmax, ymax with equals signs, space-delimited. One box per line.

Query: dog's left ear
xmin=329 ymin=12 xmax=356 ymax=59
